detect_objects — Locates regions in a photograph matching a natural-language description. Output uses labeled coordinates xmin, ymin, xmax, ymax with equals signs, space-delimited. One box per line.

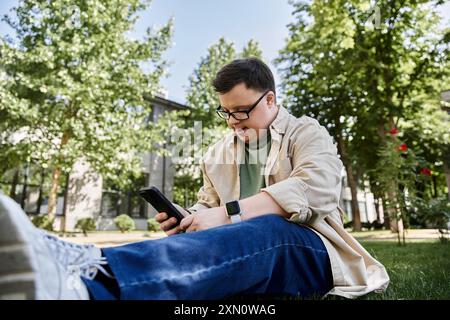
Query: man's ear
xmin=267 ymin=91 xmax=276 ymax=107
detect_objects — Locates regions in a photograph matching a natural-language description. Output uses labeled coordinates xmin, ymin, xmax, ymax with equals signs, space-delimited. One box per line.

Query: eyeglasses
xmin=216 ymin=90 xmax=270 ymax=120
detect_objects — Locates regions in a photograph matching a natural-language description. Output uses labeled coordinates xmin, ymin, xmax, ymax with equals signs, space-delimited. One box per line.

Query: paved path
xmin=59 ymin=231 xmax=167 ymax=248
xmin=57 ymin=228 xmax=444 ymax=247
xmin=351 ymin=229 xmax=445 ymax=241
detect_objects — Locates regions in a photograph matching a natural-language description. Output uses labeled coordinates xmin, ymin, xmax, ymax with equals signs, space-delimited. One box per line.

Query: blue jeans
xmin=82 ymin=215 xmax=333 ymax=300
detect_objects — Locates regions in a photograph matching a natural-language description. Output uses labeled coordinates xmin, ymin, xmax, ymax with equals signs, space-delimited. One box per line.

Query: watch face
xmin=226 ymin=201 xmax=240 ymax=215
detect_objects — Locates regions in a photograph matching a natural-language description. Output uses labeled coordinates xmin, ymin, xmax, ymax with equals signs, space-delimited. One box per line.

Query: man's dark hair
xmin=212 ymin=58 xmax=276 ymax=98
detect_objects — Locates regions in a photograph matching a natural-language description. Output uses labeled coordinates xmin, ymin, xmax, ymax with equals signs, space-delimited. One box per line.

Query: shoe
xmin=0 ymin=193 xmax=107 ymax=299
xmin=39 ymin=230 xmax=113 ymax=281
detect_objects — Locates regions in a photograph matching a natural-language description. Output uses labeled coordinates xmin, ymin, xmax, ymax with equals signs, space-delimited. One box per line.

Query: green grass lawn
xmin=357 ymin=240 xmax=450 ymax=300
xmin=233 ymin=239 xmax=450 ymax=301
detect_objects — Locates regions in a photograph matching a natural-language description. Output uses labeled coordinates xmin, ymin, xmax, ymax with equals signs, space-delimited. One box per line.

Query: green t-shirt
xmin=239 ymin=133 xmax=272 ymax=199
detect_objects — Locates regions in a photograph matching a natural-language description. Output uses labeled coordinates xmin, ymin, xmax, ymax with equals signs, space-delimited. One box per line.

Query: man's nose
xmin=228 ymin=116 xmax=240 ymax=126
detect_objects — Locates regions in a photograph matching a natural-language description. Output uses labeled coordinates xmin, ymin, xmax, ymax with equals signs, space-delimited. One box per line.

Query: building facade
xmin=1 ymin=95 xmax=188 ymax=231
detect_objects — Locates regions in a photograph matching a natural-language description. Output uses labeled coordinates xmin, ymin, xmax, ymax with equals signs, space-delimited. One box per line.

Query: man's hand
xmin=155 ymin=204 xmax=191 ymax=236
xmin=154 ymin=212 xmax=183 ymax=236
xmin=180 ymin=206 xmax=230 ymax=232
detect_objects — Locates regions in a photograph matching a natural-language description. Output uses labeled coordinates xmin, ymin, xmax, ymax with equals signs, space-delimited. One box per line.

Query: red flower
xmin=398 ymin=143 xmax=408 ymax=152
xmin=420 ymin=168 xmax=431 ymax=176
xmin=389 ymin=127 xmax=399 ymax=135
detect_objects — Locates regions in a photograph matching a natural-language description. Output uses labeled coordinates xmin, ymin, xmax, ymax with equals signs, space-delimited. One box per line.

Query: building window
xmin=0 ymin=163 xmax=58 ymax=215
xmin=100 ymin=173 xmax=148 ymax=219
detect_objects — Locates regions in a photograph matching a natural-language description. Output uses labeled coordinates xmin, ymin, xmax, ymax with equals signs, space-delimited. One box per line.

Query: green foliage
xmin=372 ymin=133 xmax=425 ymax=227
xmin=278 ymin=0 xmax=449 ymax=149
xmin=0 ymin=0 xmax=173 ymax=189
xmin=239 ymin=39 xmax=263 ymax=59
xmin=412 ymin=197 xmax=450 ymax=242
xmin=401 ymin=102 xmax=450 ymax=198
xmin=74 ymin=217 xmax=96 ymax=236
xmin=185 ymin=37 xmax=237 ymax=128
xmin=114 ymin=214 xmax=135 ymax=233
xmin=277 ymin=0 xmax=450 ymax=232
xmin=31 ymin=214 xmax=54 ymax=231
xmin=147 ymin=217 xmax=161 ymax=232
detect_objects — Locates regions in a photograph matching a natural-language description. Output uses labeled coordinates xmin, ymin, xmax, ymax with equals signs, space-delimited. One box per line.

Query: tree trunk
xmin=36 ymin=170 xmax=45 ymax=215
xmin=382 ymin=196 xmax=391 ymax=229
xmin=385 ymin=187 xmax=404 ymax=233
xmin=60 ymin=173 xmax=70 ymax=233
xmin=432 ymin=175 xmax=438 ymax=198
xmin=374 ymin=197 xmax=381 ymax=222
xmin=9 ymin=168 xmax=20 ymax=200
xmin=47 ymin=166 xmax=62 ymax=221
xmin=184 ymin=183 xmax=188 ymax=208
xmin=336 ymin=135 xmax=362 ymax=231
xmin=444 ymin=161 xmax=450 ymax=200
xmin=347 ymin=165 xmax=362 ymax=231
xmin=20 ymin=163 xmax=30 ymax=209
xmin=47 ymin=131 xmax=70 ymax=221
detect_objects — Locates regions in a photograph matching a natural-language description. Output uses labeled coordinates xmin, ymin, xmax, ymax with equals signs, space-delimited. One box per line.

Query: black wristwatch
xmin=225 ymin=200 xmax=243 ymax=224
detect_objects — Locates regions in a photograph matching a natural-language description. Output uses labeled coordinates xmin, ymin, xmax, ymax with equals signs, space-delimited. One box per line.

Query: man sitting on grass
xmin=0 ymin=58 xmax=389 ymax=300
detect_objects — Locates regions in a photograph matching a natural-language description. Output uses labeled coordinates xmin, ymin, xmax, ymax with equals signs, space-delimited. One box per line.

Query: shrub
xmin=114 ymin=214 xmax=135 ymax=233
xmin=147 ymin=218 xmax=161 ymax=232
xmin=31 ymin=215 xmax=54 ymax=231
xmin=413 ymin=197 xmax=450 ymax=243
xmin=75 ymin=217 xmax=97 ymax=236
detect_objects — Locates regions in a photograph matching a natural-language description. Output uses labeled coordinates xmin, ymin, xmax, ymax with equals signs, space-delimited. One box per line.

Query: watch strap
xmin=230 ymin=214 xmax=242 ymax=224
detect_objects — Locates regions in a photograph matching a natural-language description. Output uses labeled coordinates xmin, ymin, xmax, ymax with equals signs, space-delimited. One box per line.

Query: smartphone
xmin=139 ymin=186 xmax=186 ymax=225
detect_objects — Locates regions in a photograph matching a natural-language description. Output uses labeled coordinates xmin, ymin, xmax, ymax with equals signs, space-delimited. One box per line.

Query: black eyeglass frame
xmin=215 ymin=90 xmax=271 ymax=120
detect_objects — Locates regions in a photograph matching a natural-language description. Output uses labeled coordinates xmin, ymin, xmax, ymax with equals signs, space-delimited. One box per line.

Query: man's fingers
xmin=166 ymin=225 xmax=183 ymax=236
xmin=185 ymin=224 xmax=197 ymax=233
xmin=155 ymin=212 xmax=168 ymax=223
xmin=160 ymin=217 xmax=178 ymax=231
xmin=180 ymin=215 xmax=194 ymax=231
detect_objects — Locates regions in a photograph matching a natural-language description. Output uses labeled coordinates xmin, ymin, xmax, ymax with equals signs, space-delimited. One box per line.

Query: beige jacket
xmin=189 ymin=106 xmax=389 ymax=299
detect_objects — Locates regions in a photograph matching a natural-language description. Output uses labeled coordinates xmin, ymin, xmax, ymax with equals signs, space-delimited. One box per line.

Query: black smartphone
xmin=139 ymin=186 xmax=186 ymax=225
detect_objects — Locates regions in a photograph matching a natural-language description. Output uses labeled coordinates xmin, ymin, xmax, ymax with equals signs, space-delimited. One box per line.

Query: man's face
xmin=218 ymin=83 xmax=277 ymax=143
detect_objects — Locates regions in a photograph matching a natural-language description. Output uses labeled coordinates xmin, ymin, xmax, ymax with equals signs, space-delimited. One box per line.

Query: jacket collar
xmin=269 ymin=105 xmax=289 ymax=135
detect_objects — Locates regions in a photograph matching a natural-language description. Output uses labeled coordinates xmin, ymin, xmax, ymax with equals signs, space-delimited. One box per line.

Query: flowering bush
xmin=398 ymin=143 xmax=408 ymax=152
xmin=372 ymin=127 xmax=431 ymax=243
xmin=389 ymin=127 xmax=399 ymax=135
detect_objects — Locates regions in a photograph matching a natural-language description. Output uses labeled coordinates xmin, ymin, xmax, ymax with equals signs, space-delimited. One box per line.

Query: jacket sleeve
xmin=261 ymin=118 xmax=343 ymax=224
xmin=188 ymin=160 xmax=221 ymax=212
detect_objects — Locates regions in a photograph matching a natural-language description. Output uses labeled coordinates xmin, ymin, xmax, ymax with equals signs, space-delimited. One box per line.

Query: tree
xmin=0 ymin=44 xmax=34 ymax=178
xmin=277 ymin=0 xmax=369 ymax=231
xmin=0 ymin=0 xmax=173 ymax=221
xmin=240 ymin=39 xmax=263 ymax=59
xmin=185 ymin=37 xmax=236 ymax=128
xmin=277 ymin=0 xmax=449 ymax=232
